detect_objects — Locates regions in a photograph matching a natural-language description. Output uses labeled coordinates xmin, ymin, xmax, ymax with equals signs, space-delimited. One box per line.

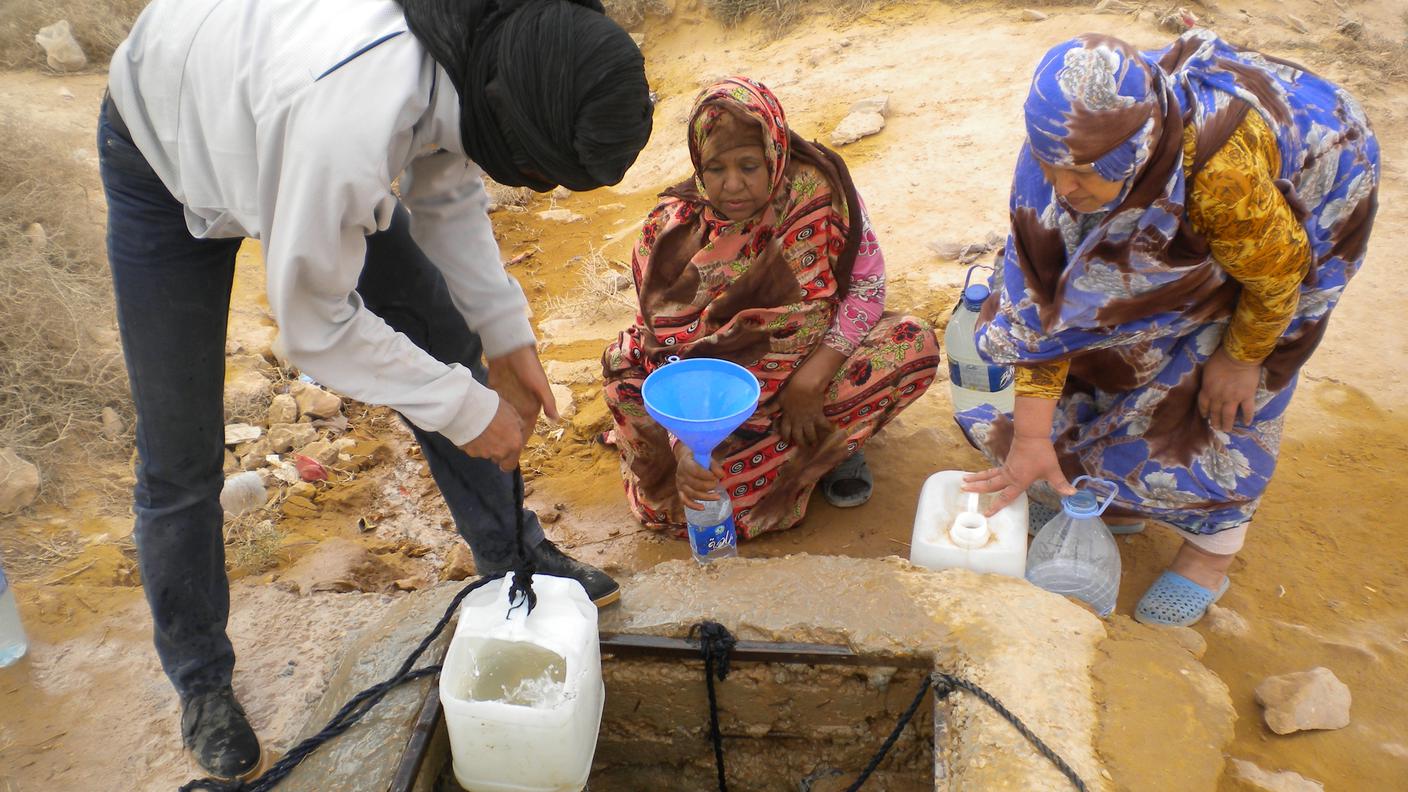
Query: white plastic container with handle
xmin=909 ymin=470 xmax=1028 ymax=578
xmin=440 ymin=574 xmax=604 ymax=792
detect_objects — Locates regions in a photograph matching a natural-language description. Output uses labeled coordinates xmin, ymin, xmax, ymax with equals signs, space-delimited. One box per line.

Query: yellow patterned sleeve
xmin=1184 ymin=112 xmax=1311 ymax=364
xmin=1014 ymin=360 xmax=1069 ymax=400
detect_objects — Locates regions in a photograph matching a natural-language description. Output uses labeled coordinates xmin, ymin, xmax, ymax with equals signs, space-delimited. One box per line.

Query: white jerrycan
xmin=909 ymin=470 xmax=1028 ymax=578
xmin=440 ymin=574 xmax=604 ymax=792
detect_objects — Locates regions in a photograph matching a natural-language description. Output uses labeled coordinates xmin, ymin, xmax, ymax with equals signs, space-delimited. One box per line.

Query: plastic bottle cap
xmin=949 ymin=511 xmax=991 ymax=549
xmin=962 ymin=284 xmax=990 ymax=311
xmin=1061 ymin=490 xmax=1101 ymax=518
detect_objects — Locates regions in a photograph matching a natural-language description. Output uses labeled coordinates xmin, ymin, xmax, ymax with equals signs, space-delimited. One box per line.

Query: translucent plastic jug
xmin=1025 ymin=476 xmax=1121 ymax=617
xmin=440 ymin=575 xmax=604 ymax=792
xmin=910 ymin=470 xmax=1027 ymax=578
xmin=945 ymin=265 xmax=1014 ymax=415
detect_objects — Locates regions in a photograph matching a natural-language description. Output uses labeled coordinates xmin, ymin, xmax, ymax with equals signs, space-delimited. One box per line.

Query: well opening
xmin=409 ymin=637 xmax=938 ymax=792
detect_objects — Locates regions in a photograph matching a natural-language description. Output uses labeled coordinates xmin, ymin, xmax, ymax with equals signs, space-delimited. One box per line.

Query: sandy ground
xmin=2 ymin=1 xmax=1407 ymax=789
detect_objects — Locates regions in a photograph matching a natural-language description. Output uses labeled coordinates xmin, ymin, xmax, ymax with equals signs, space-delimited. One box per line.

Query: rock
xmin=393 ymin=575 xmax=434 ymax=592
xmin=1284 ymin=14 xmax=1309 ymax=34
xmin=268 ymin=393 xmax=299 ymax=425
xmin=268 ymin=422 xmax=319 ymax=453
xmin=289 ymin=381 xmax=342 ymax=420
xmin=57 ymin=86 xmax=74 ymax=100
xmin=1163 ymin=625 xmax=1208 ymax=659
xmin=538 ymin=208 xmax=586 ymax=224
xmin=543 ymin=359 xmax=601 ymax=385
xmin=848 ymin=95 xmax=890 ymax=117
xmin=34 ymin=20 xmax=87 ymax=72
xmin=629 ymin=32 xmax=645 ymax=48
xmin=0 ymin=448 xmax=41 ymax=513
xmin=1205 ymin=603 xmax=1250 ymax=638
xmin=549 ymin=383 xmax=578 ymax=421
xmin=237 ymin=438 xmax=273 ymax=470
xmin=830 ymin=109 xmax=886 ymax=146
xmin=224 ymin=366 xmax=273 ymax=419
xmin=276 ymin=538 xmax=397 ymax=595
xmin=1022 ymin=8 xmax=1049 ymax=21
xmin=280 ymin=494 xmax=320 ymax=519
xmin=24 ymin=222 xmax=47 ymax=249
xmin=570 ymin=391 xmax=612 ymax=437
xmin=1336 ymin=15 xmax=1363 ymax=40
xmin=1229 ymin=759 xmax=1324 ymax=792
xmin=100 ymin=406 xmax=124 ymax=440
xmin=288 ymin=481 xmax=317 ymax=500
xmin=443 ymin=543 xmax=476 ymax=581
xmin=297 ymin=439 xmax=340 ymax=468
xmin=224 ymin=450 xmax=239 ymax=475
xmin=1254 ymin=667 xmax=1351 ymax=735
xmin=551 ymin=186 xmax=573 ymax=200
xmin=224 ymin=423 xmax=263 ymax=446
xmin=597 ymin=202 xmax=627 ymax=213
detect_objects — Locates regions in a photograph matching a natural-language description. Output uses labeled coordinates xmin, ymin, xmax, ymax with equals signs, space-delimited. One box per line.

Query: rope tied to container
xmin=688 ymin=621 xmax=1090 ymax=792
xmin=180 ymin=468 xmax=537 ymax=792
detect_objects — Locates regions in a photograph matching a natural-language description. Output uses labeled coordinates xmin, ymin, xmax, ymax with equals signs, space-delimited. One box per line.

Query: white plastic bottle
xmin=945 ymin=265 xmax=1014 ymax=415
xmin=683 ymin=490 xmax=739 ymax=563
xmin=1025 ymin=476 xmax=1122 ymax=617
xmin=910 ymin=470 xmax=1027 ymax=578
xmin=0 ymin=560 xmax=29 ymax=667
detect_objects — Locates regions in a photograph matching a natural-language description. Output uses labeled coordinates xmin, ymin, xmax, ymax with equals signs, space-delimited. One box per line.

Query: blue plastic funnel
xmin=642 ymin=357 xmax=761 ymax=467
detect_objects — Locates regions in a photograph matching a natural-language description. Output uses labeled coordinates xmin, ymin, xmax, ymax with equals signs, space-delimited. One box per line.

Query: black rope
xmin=931 ymin=672 xmax=1088 ymax=792
xmin=180 ymin=468 xmax=539 ymax=791
xmin=505 ymin=468 xmax=537 ymax=618
xmin=688 ymin=621 xmax=736 ymax=792
xmin=843 ymin=673 xmax=932 ymax=791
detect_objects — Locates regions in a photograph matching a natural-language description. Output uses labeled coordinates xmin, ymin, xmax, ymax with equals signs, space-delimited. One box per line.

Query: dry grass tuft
xmin=706 ymin=0 xmax=882 ymax=32
xmin=225 ymin=511 xmax=286 ymax=574
xmin=0 ymin=524 xmax=84 ymax=580
xmin=484 ymin=177 xmax=534 ymax=210
xmin=602 ymin=0 xmax=672 ymax=28
xmin=0 ymin=109 xmax=131 ymax=503
xmin=0 ymin=0 xmax=148 ymax=69
xmin=543 ymin=249 xmax=636 ymax=323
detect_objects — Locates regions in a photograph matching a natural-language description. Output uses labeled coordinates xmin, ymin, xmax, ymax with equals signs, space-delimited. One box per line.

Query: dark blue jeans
xmin=97 ymin=101 xmax=541 ymax=700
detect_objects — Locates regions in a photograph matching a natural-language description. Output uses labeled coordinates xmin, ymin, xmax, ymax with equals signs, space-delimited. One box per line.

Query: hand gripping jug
xmin=1025 ymin=476 xmax=1122 ymax=617
xmin=440 ymin=575 xmax=604 ymax=792
xmin=910 ymin=470 xmax=1028 ymax=578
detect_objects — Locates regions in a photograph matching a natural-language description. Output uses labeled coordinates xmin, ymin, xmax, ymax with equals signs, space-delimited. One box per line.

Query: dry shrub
xmin=602 ymin=0 xmax=672 ymax=28
xmin=0 ymin=109 xmax=131 ymax=502
xmin=484 ymin=177 xmax=534 ymax=210
xmin=0 ymin=0 xmax=149 ymax=69
xmin=543 ymin=249 xmax=636 ymax=322
xmin=225 ymin=511 xmax=285 ymax=574
xmin=707 ymin=0 xmax=882 ymax=31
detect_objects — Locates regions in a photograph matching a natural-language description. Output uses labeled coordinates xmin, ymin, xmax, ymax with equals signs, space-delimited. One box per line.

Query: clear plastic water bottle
xmin=945 ymin=264 xmax=1014 ymax=414
xmin=0 ymin=560 xmax=29 ymax=667
xmin=684 ymin=490 xmax=739 ymax=564
xmin=1025 ymin=476 xmax=1121 ymax=617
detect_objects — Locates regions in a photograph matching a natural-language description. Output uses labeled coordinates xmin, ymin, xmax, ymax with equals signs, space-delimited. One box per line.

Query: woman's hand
xmin=487 ymin=345 xmax=560 ymax=444
xmin=1199 ymin=346 xmax=1261 ymax=432
xmin=963 ymin=395 xmax=1073 ymax=516
xmin=675 ymin=443 xmax=725 ymax=511
xmin=779 ymin=347 xmax=846 ymax=448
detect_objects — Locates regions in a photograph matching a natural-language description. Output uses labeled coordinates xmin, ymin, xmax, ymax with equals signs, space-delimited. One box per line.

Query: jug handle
xmin=1070 ymin=475 xmax=1117 ymax=516
xmin=962 ymin=263 xmax=992 ymax=293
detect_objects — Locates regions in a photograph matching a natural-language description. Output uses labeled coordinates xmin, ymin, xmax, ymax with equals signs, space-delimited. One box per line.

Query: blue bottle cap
xmin=1061 ymin=490 xmax=1101 ymax=519
xmin=962 ymin=284 xmax=990 ymax=311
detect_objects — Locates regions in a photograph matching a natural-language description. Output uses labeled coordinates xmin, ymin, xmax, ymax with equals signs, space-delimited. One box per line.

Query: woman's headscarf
xmin=980 ymin=30 xmax=1377 ymax=393
xmin=614 ymin=77 xmax=862 ymax=379
xmin=398 ymin=0 xmax=653 ymax=191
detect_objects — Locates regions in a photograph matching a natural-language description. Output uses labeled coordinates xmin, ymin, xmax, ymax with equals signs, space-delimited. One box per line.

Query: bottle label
xmin=688 ymin=516 xmax=738 ymax=557
xmin=949 ymin=360 xmax=1013 ymax=393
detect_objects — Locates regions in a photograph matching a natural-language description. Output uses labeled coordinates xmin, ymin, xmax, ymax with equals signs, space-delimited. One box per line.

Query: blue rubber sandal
xmin=1134 ymin=571 xmax=1230 ymax=627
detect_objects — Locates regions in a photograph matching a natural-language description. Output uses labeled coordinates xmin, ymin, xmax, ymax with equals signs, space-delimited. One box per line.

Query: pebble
xmin=268 ymin=393 xmax=299 ymax=425
xmin=1229 ymin=758 xmax=1324 ymax=792
xmin=289 ymin=381 xmax=343 ymax=420
xmin=1254 ymin=666 xmax=1352 ymax=735
xmin=537 ymin=208 xmax=586 ymax=224
xmin=0 ymin=448 xmax=41 ymax=513
xmin=224 ymin=423 xmax=263 ymax=446
xmin=1204 ymin=603 xmax=1250 ymax=638
xmin=1022 ymin=9 xmax=1049 ymax=21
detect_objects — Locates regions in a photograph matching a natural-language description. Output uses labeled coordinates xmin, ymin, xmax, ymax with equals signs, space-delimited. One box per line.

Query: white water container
xmin=440 ymin=574 xmax=603 ymax=792
xmin=910 ymin=470 xmax=1028 ymax=578
xmin=945 ymin=265 xmax=1015 ymax=415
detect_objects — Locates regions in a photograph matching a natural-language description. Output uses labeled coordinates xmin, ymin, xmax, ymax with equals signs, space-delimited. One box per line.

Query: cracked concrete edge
xmin=600 ymin=554 xmax=1112 ymax=792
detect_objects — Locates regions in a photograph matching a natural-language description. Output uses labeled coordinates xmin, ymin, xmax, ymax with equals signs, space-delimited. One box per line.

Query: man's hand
xmin=487 ymin=345 xmax=560 ymax=443
xmin=459 ymin=398 xmax=527 ymax=471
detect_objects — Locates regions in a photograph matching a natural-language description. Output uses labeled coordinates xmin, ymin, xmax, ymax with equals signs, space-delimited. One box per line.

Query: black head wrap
xmin=397 ymin=0 xmax=653 ymax=192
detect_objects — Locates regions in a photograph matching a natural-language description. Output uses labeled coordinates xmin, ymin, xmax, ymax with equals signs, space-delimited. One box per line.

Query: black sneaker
xmin=181 ymin=686 xmax=262 ymax=781
xmin=528 ymin=539 xmax=621 ymax=607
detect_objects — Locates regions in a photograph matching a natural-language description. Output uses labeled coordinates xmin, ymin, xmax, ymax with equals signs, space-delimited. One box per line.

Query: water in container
xmin=441 ymin=574 xmax=603 ymax=792
xmin=0 ymin=561 xmax=28 ymax=667
xmin=1025 ymin=476 xmax=1122 ymax=617
xmin=945 ymin=264 xmax=1014 ymax=415
xmin=684 ymin=491 xmax=739 ymax=563
xmin=910 ymin=470 xmax=1027 ymax=578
